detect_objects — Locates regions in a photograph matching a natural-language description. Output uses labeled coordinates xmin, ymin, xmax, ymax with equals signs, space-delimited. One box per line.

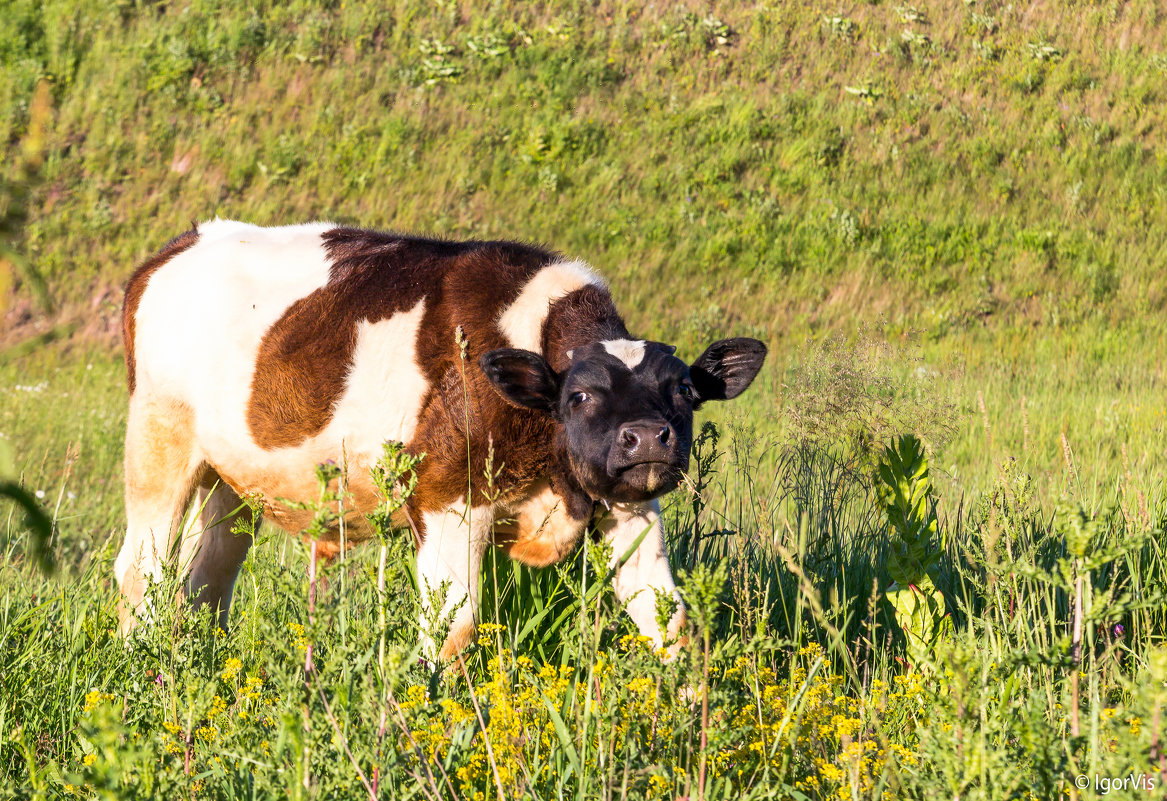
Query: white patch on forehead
xmin=498 ymin=260 xmax=605 ymax=352
xmin=601 ymin=339 xmax=647 ymax=369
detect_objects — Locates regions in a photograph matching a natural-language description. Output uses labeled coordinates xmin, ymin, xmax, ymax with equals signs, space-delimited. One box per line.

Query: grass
xmin=2 ymin=0 xmax=1166 ymax=798
xmin=2 ymin=363 xmax=1164 ymax=798
xmin=3 ymin=2 xmax=1167 ymax=334
xmin=2 ymin=0 xmax=1164 ymax=492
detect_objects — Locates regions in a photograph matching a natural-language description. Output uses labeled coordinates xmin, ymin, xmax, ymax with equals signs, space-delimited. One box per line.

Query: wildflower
xmin=477 ymin=622 xmax=506 ymax=646
xmin=82 ymin=691 xmax=115 ymax=713
xmin=618 ymin=633 xmax=652 ymax=652
xmin=243 ymin=675 xmax=263 ymax=700
xmin=82 ymin=754 xmax=96 ymax=767
xmin=648 ymin=774 xmax=671 ymax=796
xmin=288 ymin=623 xmax=309 ymax=651
xmin=798 ymin=642 xmax=824 ymax=658
xmin=401 ymin=685 xmax=428 ymax=711
xmin=210 ymin=695 xmax=228 ymax=718
xmin=221 ymin=658 xmax=243 ymax=682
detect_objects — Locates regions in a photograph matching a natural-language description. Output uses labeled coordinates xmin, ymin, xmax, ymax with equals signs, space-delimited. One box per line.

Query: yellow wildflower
xmin=288 ymin=623 xmax=308 ymax=651
xmin=82 ymin=690 xmax=115 ymax=713
xmin=221 ymin=657 xmax=243 ymax=682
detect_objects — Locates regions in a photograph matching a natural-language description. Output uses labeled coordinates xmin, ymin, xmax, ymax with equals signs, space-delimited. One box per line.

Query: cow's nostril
xmin=621 ymin=429 xmax=640 ymax=450
xmin=658 ymin=426 xmax=670 ymax=446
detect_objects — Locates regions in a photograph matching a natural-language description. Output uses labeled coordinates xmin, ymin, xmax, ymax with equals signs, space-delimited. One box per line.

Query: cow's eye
xmin=569 ymin=391 xmax=589 ymax=408
xmin=676 ymin=383 xmax=696 ymax=401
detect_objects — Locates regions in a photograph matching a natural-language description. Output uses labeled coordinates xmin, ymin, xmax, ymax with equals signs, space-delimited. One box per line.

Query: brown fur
xmin=541 ymin=284 xmax=631 ymax=372
xmin=123 ymin=228 xmax=199 ymax=392
xmin=242 ymin=228 xmax=623 ymax=547
xmin=246 ymin=229 xmax=553 ymax=450
xmin=440 ymin=619 xmax=479 ymax=660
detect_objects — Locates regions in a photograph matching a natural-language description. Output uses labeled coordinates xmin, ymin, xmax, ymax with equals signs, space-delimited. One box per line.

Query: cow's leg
xmin=594 ymin=499 xmax=688 ymax=654
xmin=178 ymin=470 xmax=256 ymax=630
xmin=494 ymin=479 xmax=589 ymax=568
xmin=415 ymin=502 xmax=492 ymax=660
xmin=114 ymin=394 xmax=203 ymax=635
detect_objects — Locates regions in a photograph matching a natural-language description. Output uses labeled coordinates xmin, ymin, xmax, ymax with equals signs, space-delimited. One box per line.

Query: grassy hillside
xmin=2 ymin=2 xmax=1166 ymax=799
xmin=3 ymin=0 xmax=1166 ymax=493
xmin=3 ymin=0 xmax=1167 ymax=334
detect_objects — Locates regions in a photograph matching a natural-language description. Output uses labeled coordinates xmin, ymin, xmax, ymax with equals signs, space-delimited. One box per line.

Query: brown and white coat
xmin=115 ymin=220 xmax=766 ymax=659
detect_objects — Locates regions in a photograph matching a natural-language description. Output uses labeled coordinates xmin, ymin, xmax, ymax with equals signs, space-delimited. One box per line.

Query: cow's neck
xmin=541 ymin=284 xmax=631 ymax=373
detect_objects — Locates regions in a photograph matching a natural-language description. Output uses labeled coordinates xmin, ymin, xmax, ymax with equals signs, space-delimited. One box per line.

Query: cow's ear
xmin=480 ymin=349 xmax=561 ymax=415
xmin=689 ymin=338 xmax=767 ymax=405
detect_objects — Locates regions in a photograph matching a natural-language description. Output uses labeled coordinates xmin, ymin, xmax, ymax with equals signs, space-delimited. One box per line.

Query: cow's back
xmin=121 ymin=220 xmax=590 ymax=535
xmin=129 ymin=220 xmax=336 ymax=401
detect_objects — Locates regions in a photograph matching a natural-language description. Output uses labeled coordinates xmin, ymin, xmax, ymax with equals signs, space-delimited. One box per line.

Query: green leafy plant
xmin=368 ymin=440 xmax=424 ymax=667
xmin=878 ymin=434 xmax=950 ymax=671
xmin=0 ymin=81 xmax=55 ymax=574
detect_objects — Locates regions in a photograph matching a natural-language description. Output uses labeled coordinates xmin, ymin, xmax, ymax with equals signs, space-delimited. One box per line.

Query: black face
xmin=480 ymin=337 xmax=767 ymax=503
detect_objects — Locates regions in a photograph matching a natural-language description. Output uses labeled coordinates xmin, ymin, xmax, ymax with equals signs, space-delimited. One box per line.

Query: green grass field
xmin=2 ymin=1 xmax=1166 ymax=798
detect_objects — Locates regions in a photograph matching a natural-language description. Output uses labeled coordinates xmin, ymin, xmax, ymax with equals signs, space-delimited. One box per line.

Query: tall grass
xmin=3 ymin=344 xmax=1163 ymax=797
xmin=4 ymin=1 xmax=1167 ymax=335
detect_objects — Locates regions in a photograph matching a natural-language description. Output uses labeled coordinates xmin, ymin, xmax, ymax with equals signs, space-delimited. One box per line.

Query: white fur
xmin=601 ymin=339 xmax=647 ymax=369
xmin=594 ymin=499 xmax=685 ymax=651
xmin=498 ymin=260 xmax=604 ymax=352
xmin=321 ymin=300 xmax=429 ymax=451
xmin=131 ymin=219 xmax=432 ymax=501
xmin=416 ymin=503 xmax=492 ymax=658
xmin=134 ymin=219 xmax=336 ymax=418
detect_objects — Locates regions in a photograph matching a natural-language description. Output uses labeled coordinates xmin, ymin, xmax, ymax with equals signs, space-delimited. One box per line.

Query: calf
xmin=115 ymin=220 xmax=766 ymax=658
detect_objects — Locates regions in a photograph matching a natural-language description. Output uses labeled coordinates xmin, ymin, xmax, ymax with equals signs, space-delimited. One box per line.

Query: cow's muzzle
xmin=606 ymin=420 xmax=687 ymax=497
xmin=613 ymin=420 xmax=675 ymax=464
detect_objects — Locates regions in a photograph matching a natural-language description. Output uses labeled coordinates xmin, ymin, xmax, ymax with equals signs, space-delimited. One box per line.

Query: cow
xmin=114 ymin=220 xmax=767 ymax=660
